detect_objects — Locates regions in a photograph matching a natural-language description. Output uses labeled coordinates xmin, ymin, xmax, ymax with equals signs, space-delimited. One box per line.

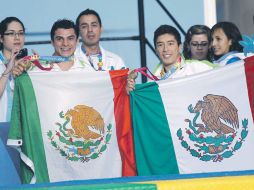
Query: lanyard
xmin=134 ymin=67 xmax=160 ymax=81
xmin=82 ymin=46 xmax=103 ymax=71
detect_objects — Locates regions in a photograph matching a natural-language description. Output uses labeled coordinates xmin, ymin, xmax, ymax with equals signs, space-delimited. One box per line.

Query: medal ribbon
xmin=23 ymin=55 xmax=73 ymax=71
xmin=134 ymin=67 xmax=160 ymax=81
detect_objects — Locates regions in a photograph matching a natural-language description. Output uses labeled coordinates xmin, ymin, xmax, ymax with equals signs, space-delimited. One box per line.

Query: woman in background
xmin=183 ymin=25 xmax=212 ymax=62
xmin=0 ymin=17 xmax=25 ymax=122
xmin=211 ymin=21 xmax=243 ymax=66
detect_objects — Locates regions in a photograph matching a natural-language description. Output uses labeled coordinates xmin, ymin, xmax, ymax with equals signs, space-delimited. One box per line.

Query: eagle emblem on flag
xmin=64 ymin=105 xmax=105 ymax=140
xmin=177 ymin=94 xmax=249 ymax=162
xmin=47 ymin=105 xmax=112 ymax=162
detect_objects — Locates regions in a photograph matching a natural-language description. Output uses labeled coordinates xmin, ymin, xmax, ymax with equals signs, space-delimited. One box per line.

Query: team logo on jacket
xmin=177 ymin=94 xmax=248 ymax=162
xmin=47 ymin=105 xmax=112 ymax=162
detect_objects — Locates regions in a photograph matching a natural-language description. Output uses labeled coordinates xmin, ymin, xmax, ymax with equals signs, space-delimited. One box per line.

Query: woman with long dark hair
xmin=211 ymin=21 xmax=243 ymax=66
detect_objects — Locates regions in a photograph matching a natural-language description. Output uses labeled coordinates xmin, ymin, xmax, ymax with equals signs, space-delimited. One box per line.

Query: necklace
xmin=81 ymin=46 xmax=103 ymax=71
xmin=160 ymin=56 xmax=182 ymax=80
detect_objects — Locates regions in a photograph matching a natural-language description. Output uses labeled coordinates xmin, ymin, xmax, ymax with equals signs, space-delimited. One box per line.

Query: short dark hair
xmin=183 ymin=25 xmax=211 ymax=60
xmin=153 ymin=25 xmax=181 ymax=47
xmin=211 ymin=21 xmax=243 ymax=53
xmin=50 ymin=19 xmax=79 ymax=41
xmin=0 ymin=17 xmax=25 ymax=50
xmin=76 ymin=9 xmax=102 ymax=28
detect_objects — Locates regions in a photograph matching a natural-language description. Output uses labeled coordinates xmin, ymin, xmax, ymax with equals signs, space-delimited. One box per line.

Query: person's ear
xmin=100 ymin=26 xmax=104 ymax=33
xmin=229 ymin=39 xmax=232 ymax=46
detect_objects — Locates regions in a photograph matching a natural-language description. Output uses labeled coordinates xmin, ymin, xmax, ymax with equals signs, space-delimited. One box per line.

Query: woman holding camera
xmin=0 ymin=17 xmax=25 ymax=122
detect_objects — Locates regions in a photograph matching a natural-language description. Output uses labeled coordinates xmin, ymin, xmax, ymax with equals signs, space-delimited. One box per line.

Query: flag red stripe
xmin=109 ymin=69 xmax=137 ymax=176
xmin=244 ymin=56 xmax=254 ymax=122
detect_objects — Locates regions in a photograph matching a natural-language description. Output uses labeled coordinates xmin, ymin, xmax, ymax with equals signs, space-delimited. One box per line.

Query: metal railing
xmin=24 ymin=0 xmax=186 ymax=83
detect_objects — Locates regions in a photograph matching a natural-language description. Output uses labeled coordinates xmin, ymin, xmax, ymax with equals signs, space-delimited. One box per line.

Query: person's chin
xmin=213 ymin=50 xmax=221 ymax=56
xmin=60 ymin=53 xmax=72 ymax=57
xmin=193 ymin=56 xmax=203 ymax=60
xmin=13 ymin=45 xmax=22 ymax=51
xmin=86 ymin=40 xmax=98 ymax=46
xmin=163 ymin=62 xmax=174 ymax=67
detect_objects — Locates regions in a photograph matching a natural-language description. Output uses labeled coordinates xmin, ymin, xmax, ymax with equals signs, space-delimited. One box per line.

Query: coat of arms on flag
xmin=8 ymin=69 xmax=136 ymax=183
xmin=47 ymin=105 xmax=112 ymax=162
xmin=178 ymin=94 xmax=248 ymax=162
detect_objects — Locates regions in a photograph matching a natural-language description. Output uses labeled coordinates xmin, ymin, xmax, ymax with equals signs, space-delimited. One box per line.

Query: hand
xmin=12 ymin=49 xmax=39 ymax=78
xmin=31 ymin=49 xmax=39 ymax=56
xmin=126 ymin=70 xmax=137 ymax=95
xmin=12 ymin=58 xmax=31 ymax=78
xmin=126 ymin=78 xmax=136 ymax=95
xmin=128 ymin=70 xmax=138 ymax=80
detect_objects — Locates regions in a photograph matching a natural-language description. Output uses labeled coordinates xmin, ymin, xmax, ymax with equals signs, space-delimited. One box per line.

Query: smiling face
xmin=212 ymin=28 xmax=232 ymax=56
xmin=52 ymin=28 xmax=78 ymax=57
xmin=0 ymin=21 xmax=25 ymax=58
xmin=190 ymin=34 xmax=209 ymax=60
xmin=155 ymin=33 xmax=181 ymax=68
xmin=78 ymin=14 xmax=102 ymax=49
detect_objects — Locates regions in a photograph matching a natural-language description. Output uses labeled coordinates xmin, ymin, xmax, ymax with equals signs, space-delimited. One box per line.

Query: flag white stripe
xmin=158 ymin=62 xmax=254 ymax=173
xmin=28 ymin=70 xmax=122 ymax=182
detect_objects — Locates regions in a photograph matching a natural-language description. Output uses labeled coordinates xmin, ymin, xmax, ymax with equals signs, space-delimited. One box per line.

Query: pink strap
xmin=134 ymin=67 xmax=159 ymax=81
xmin=32 ymin=60 xmax=53 ymax=71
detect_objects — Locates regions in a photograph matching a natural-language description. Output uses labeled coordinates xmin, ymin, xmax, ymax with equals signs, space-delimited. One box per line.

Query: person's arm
xmin=0 ymin=54 xmax=17 ymax=97
xmin=0 ymin=72 xmax=10 ymax=97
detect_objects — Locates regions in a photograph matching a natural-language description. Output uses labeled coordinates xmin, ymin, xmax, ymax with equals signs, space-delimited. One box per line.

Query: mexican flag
xmin=7 ymin=69 xmax=136 ymax=183
xmin=130 ymin=56 xmax=254 ymax=176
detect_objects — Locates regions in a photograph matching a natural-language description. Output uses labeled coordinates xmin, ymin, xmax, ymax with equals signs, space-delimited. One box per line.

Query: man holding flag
xmin=129 ymin=25 xmax=254 ymax=176
xmin=8 ymin=19 xmax=136 ymax=184
xmin=13 ymin=19 xmax=81 ymax=74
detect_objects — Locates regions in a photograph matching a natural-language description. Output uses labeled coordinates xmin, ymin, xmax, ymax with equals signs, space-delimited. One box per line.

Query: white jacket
xmin=153 ymin=58 xmax=216 ymax=80
xmin=74 ymin=44 xmax=126 ymax=71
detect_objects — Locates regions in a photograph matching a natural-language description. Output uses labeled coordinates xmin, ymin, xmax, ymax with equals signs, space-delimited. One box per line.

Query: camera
xmin=16 ymin=48 xmax=28 ymax=59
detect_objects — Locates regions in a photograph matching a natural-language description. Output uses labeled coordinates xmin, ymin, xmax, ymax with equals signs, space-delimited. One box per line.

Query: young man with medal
xmin=126 ymin=25 xmax=216 ymax=93
xmin=12 ymin=19 xmax=83 ymax=75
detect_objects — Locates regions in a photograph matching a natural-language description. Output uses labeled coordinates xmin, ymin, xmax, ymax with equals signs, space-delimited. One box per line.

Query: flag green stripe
xmin=130 ymin=82 xmax=179 ymax=175
xmin=9 ymin=73 xmax=49 ymax=183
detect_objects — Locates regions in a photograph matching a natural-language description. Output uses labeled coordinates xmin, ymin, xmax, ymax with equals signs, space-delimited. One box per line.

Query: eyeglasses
xmin=3 ymin=31 xmax=25 ymax=37
xmin=190 ymin=42 xmax=208 ymax=48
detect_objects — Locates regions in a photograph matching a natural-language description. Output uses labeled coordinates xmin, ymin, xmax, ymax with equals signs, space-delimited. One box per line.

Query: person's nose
xmin=163 ymin=44 xmax=169 ymax=51
xmin=63 ymin=39 xmax=68 ymax=46
xmin=87 ymin=25 xmax=93 ymax=32
xmin=197 ymin=44 xmax=203 ymax=50
xmin=14 ymin=33 xmax=20 ymax=39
